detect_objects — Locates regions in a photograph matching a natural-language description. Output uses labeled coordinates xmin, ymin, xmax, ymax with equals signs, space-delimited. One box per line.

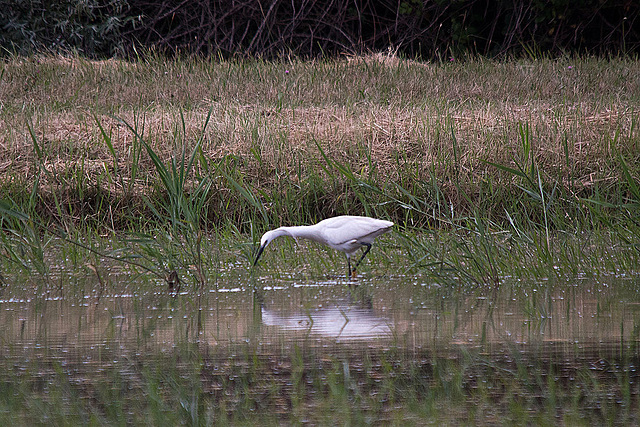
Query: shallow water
xmin=1 ymin=269 xmax=639 ymax=423
xmin=2 ymin=271 xmax=639 ymax=358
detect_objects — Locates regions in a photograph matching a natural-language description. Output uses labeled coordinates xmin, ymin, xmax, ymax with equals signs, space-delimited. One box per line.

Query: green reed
xmin=107 ymin=111 xmax=215 ymax=291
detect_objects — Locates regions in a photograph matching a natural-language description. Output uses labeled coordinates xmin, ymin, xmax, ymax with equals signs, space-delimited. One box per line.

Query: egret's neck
xmin=281 ymin=225 xmax=323 ymax=244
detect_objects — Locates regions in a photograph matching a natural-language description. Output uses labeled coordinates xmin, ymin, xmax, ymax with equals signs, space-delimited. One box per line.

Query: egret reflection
xmin=261 ymin=305 xmax=391 ymax=340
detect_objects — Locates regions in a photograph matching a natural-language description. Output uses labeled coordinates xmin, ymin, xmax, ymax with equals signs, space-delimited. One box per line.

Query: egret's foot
xmin=347 ymin=270 xmax=359 ymax=287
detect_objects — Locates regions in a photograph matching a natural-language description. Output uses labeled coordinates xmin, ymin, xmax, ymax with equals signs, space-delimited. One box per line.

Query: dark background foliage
xmin=1 ymin=0 xmax=638 ymax=58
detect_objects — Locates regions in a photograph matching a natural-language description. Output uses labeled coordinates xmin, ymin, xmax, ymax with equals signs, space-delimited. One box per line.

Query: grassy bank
xmin=1 ymin=53 xmax=638 ymax=226
xmin=0 ymin=53 xmax=639 ymax=285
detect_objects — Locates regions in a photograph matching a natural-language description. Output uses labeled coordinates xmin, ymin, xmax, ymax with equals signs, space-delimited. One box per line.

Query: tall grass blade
xmin=223 ymin=171 xmax=268 ymax=225
xmin=618 ymin=154 xmax=640 ymax=205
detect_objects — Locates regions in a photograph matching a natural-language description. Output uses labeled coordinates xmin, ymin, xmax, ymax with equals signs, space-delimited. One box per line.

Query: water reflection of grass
xmin=0 ymin=343 xmax=638 ymax=424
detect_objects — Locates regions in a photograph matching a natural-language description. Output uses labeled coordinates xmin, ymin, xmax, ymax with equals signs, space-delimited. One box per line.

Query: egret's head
xmin=253 ymin=228 xmax=290 ymax=267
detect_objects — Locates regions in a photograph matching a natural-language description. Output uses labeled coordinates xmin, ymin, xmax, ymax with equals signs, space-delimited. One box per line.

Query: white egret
xmin=253 ymin=215 xmax=394 ymax=279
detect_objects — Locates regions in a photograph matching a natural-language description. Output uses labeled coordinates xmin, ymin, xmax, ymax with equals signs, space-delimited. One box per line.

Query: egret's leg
xmin=346 ymin=255 xmax=353 ymax=279
xmin=353 ymin=243 xmax=372 ymax=270
xmin=350 ymin=243 xmax=372 ymax=280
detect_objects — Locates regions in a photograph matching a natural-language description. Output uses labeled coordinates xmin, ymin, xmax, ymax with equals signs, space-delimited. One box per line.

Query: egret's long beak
xmin=253 ymin=244 xmax=266 ymax=267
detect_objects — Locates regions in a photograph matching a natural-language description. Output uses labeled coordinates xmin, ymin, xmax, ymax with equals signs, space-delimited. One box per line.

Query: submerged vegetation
xmin=0 ymin=53 xmax=639 ymax=424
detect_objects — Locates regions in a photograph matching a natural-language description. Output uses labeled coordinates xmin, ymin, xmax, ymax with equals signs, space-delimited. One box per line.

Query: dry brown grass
xmin=3 ymin=103 xmax=629 ymax=187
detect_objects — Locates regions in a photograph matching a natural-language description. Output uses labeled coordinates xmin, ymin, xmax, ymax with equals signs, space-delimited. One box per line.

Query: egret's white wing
xmin=318 ymin=216 xmax=393 ymax=246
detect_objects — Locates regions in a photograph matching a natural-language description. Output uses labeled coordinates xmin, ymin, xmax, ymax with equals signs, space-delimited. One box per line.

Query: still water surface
xmin=1 ymin=272 xmax=638 ymax=356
